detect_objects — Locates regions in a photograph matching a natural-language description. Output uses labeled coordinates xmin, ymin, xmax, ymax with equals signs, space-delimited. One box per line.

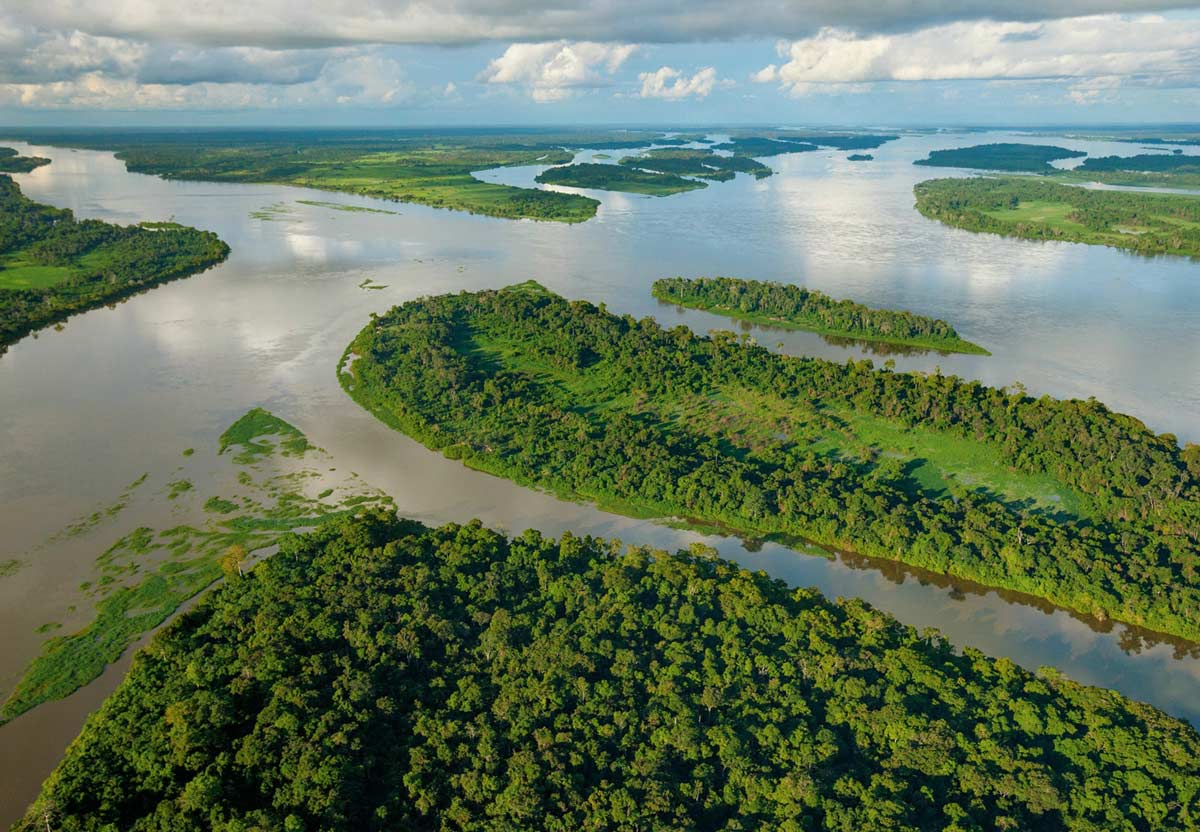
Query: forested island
xmin=0 ymin=147 xmax=50 ymax=173
xmin=0 ymin=175 xmax=229 ymax=352
xmin=652 ymin=276 xmax=988 ymax=354
xmin=914 ymin=144 xmax=1087 ymax=172
xmin=535 ymin=163 xmax=708 ymax=196
xmin=1063 ymin=153 xmax=1200 ymax=188
xmin=914 ymin=177 xmax=1200 ymax=258
xmin=22 ymin=513 xmax=1200 ymax=831
xmin=343 ymin=284 xmax=1200 ymax=641
xmin=847 ymin=153 xmax=873 ymax=161
xmin=620 ymin=148 xmax=773 ymax=181
xmin=0 ymin=129 xmax=613 ymax=223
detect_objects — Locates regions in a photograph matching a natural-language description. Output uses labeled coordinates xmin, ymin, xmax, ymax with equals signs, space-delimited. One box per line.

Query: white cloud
xmin=480 ymin=41 xmax=636 ymax=102
xmin=0 ymin=51 xmax=414 ymax=109
xmin=763 ymin=14 xmax=1200 ymax=96
xmin=638 ymin=66 xmax=720 ymax=100
xmin=750 ymin=64 xmax=777 ymax=84
xmin=7 ymin=2 xmax=1195 ymax=48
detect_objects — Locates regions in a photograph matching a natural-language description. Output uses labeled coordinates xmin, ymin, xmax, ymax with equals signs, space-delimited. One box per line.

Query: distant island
xmin=914 ymin=143 xmax=1087 ymax=172
xmin=343 ymin=283 xmax=1200 ymax=642
xmin=0 ymin=175 xmax=229 ymax=352
xmin=652 ymin=276 xmax=989 ymax=354
xmin=0 ymin=147 xmax=50 ymax=173
xmin=1062 ymin=153 xmax=1200 ymax=188
xmin=847 ymin=153 xmax=873 ymax=161
xmin=914 ymin=176 xmax=1200 ymax=258
xmin=536 ymin=162 xmax=708 ymax=196
xmin=23 ymin=513 xmax=1199 ymax=831
xmin=620 ymin=148 xmax=772 ymax=180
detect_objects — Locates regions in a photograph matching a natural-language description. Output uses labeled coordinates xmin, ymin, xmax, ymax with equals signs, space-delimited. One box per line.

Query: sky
xmin=3 ymin=1 xmax=1200 ymax=126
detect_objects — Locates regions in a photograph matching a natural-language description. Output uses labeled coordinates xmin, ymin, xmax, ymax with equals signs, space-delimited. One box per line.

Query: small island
xmin=652 ymin=276 xmax=988 ymax=354
xmin=620 ymin=148 xmax=773 ymax=180
xmin=24 ymin=513 xmax=1200 ymax=831
xmin=847 ymin=153 xmax=873 ymax=161
xmin=342 ymin=283 xmax=1200 ymax=642
xmin=914 ymin=176 xmax=1200 ymax=258
xmin=914 ymin=143 xmax=1087 ymax=172
xmin=0 ymin=146 xmax=50 ymax=173
xmin=1062 ymin=153 xmax=1200 ymax=188
xmin=710 ymin=137 xmax=819 ymax=157
xmin=0 ymin=175 xmax=230 ymax=352
xmin=535 ymin=162 xmax=708 ymax=196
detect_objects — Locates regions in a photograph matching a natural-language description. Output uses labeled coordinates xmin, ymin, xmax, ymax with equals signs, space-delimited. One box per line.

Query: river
xmin=1 ymin=130 xmax=1199 ymax=824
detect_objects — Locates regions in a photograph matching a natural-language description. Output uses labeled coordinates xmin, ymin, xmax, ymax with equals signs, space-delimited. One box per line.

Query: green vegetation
xmin=296 ymin=199 xmax=401 ymax=215
xmin=711 ymin=137 xmax=819 ymax=157
xmin=0 ymin=559 xmax=23 ymax=579
xmin=0 ymin=129 xmax=627 ymax=222
xmin=218 ymin=407 xmax=311 ymax=462
xmin=343 ymin=284 xmax=1200 ymax=641
xmin=1059 ymin=154 xmax=1200 ymax=189
xmin=915 ymin=177 xmax=1200 ymax=258
xmin=0 ymin=175 xmax=229 ymax=352
xmin=0 ymin=408 xmax=393 ymax=724
xmin=914 ymin=144 xmax=1087 ymax=172
xmin=771 ymin=132 xmax=899 ymax=150
xmin=0 ymin=147 xmax=50 ymax=173
xmin=535 ymin=163 xmax=709 ymax=196
xmin=847 ymin=153 xmax=873 ymax=161
xmin=653 ymin=276 xmax=988 ymax=355
xmin=620 ymin=148 xmax=773 ymax=181
xmin=22 ymin=513 xmax=1200 ymax=831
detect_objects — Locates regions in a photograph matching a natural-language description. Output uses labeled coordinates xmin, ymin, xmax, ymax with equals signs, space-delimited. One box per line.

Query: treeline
xmin=535 ymin=163 xmax=708 ymax=196
xmin=1080 ymin=154 xmax=1200 ymax=173
xmin=652 ymin=276 xmax=988 ymax=354
xmin=0 ymin=147 xmax=50 ymax=173
xmin=343 ymin=285 xmax=1200 ymax=641
xmin=914 ymin=177 xmax=1200 ymax=258
xmin=914 ymin=144 xmax=1086 ymax=172
xmin=620 ymin=149 xmax=773 ymax=181
xmin=0 ymin=175 xmax=229 ymax=351
xmin=21 ymin=514 xmax=1200 ymax=831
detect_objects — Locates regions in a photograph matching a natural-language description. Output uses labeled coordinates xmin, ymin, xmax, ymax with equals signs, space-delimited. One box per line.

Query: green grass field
xmin=0 ymin=259 xmax=74 ymax=290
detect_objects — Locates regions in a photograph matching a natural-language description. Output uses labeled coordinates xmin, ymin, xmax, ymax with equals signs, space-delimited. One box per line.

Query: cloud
xmin=762 ymin=14 xmax=1200 ymax=96
xmin=638 ymin=66 xmax=720 ymax=100
xmin=0 ymin=51 xmax=414 ymax=109
xmin=6 ymin=1 xmax=1196 ymax=48
xmin=479 ymin=41 xmax=636 ymax=102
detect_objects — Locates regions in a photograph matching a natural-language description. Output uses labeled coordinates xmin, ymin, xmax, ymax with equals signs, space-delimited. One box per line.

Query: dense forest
xmin=535 ymin=163 xmax=709 ymax=196
xmin=710 ymin=138 xmax=819 ymax=157
xmin=620 ymin=149 xmax=773 ymax=181
xmin=914 ymin=144 xmax=1087 ymax=172
xmin=0 ymin=175 xmax=229 ymax=351
xmin=0 ymin=147 xmax=50 ymax=173
xmin=652 ymin=276 xmax=988 ymax=354
xmin=343 ymin=284 xmax=1200 ymax=641
xmin=21 ymin=513 xmax=1200 ymax=831
xmin=915 ymin=176 xmax=1200 ymax=258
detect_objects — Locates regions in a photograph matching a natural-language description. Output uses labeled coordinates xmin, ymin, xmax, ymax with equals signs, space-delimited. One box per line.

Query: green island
xmin=535 ymin=163 xmax=709 ymax=196
xmin=711 ymin=137 xmax=819 ymax=157
xmin=22 ymin=512 xmax=1200 ymax=831
xmin=342 ymin=283 xmax=1200 ymax=641
xmin=1060 ymin=154 xmax=1200 ymax=189
xmin=652 ymin=276 xmax=988 ymax=355
xmin=0 ymin=408 xmax=393 ymax=724
xmin=914 ymin=144 xmax=1087 ymax=173
xmin=0 ymin=175 xmax=229 ymax=352
xmin=914 ymin=177 xmax=1200 ymax=258
xmin=0 ymin=128 xmax=733 ymax=223
xmin=0 ymin=147 xmax=50 ymax=173
xmin=620 ymin=149 xmax=773 ymax=181
xmin=847 ymin=153 xmax=873 ymax=162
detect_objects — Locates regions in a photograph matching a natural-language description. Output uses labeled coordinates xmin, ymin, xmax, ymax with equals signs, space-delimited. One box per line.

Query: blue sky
xmin=3 ymin=2 xmax=1200 ymax=126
